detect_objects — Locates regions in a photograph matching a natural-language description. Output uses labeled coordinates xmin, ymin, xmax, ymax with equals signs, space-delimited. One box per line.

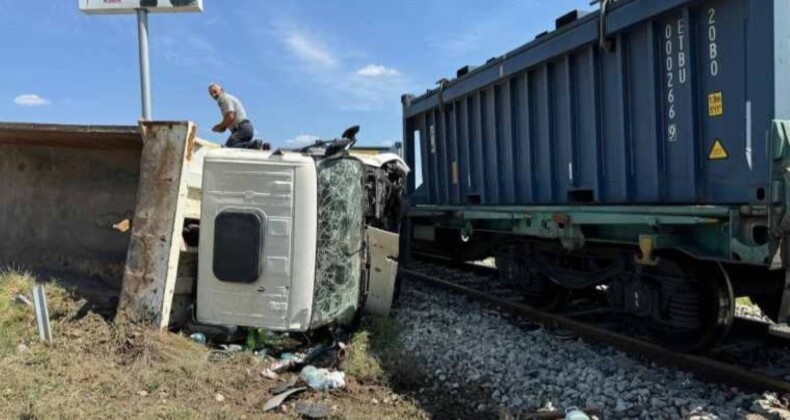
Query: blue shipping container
xmin=403 ymin=0 xmax=790 ymax=206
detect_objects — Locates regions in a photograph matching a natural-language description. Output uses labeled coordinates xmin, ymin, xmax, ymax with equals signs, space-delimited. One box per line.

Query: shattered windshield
xmin=310 ymin=157 xmax=365 ymax=329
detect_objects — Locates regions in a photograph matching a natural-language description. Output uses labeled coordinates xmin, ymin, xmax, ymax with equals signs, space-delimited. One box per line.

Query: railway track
xmin=400 ymin=254 xmax=790 ymax=396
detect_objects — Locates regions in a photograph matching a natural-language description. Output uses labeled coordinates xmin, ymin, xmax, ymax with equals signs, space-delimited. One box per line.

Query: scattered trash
xmin=270 ymin=377 xmax=299 ymax=395
xmin=295 ymin=401 xmax=333 ymax=419
xmin=270 ymin=352 xmax=306 ymax=373
xmin=261 ymin=369 xmax=279 ymax=380
xmin=218 ymin=344 xmax=243 ymax=352
xmin=254 ymin=349 xmax=268 ymax=359
xmin=564 ymin=407 xmax=591 ymax=420
xmin=303 ymin=342 xmax=348 ymax=369
xmin=751 ymin=395 xmax=790 ymax=419
xmin=113 ymin=218 xmax=131 ymax=233
xmin=263 ymin=387 xmax=306 ymax=412
xmin=13 ymin=294 xmax=32 ymax=307
xmin=521 ymin=407 xmax=601 ymax=420
xmin=16 ymin=344 xmax=29 ymax=354
xmin=189 ymin=333 xmax=207 ymax=345
xmin=299 ymin=366 xmax=346 ymax=391
xmin=185 ymin=321 xmax=239 ymax=343
xmin=215 ymin=393 xmax=225 ymax=403
xmin=138 ymin=391 xmax=148 ymax=397
xmin=281 ymin=353 xmax=303 ymax=362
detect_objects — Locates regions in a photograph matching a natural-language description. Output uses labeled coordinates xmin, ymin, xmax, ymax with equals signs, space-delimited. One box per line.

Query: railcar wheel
xmin=496 ymin=255 xmax=568 ymax=312
xmin=655 ymin=261 xmax=734 ymax=352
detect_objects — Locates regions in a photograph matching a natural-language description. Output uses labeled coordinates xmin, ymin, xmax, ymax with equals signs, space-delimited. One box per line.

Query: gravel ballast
xmin=394 ymin=280 xmax=789 ymax=419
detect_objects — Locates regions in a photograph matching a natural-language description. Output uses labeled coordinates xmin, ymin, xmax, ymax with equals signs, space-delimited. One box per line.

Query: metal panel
xmin=363 ymin=227 xmax=400 ymax=317
xmin=404 ymin=0 xmax=785 ymax=207
xmin=79 ymin=0 xmax=204 ymax=14
xmin=118 ymin=121 xmax=196 ymax=329
xmin=0 ymin=123 xmax=142 ymax=293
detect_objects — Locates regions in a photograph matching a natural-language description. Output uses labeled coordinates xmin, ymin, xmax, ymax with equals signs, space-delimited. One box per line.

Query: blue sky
xmin=0 ymin=0 xmax=591 ymax=147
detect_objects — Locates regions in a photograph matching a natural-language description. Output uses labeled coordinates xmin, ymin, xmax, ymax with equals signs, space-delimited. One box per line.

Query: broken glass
xmin=310 ymin=157 xmax=365 ymax=329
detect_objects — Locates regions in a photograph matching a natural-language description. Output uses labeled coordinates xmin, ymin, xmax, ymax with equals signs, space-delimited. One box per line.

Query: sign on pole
xmin=80 ymin=0 xmax=203 ymax=14
xmin=80 ymin=0 xmax=203 ymax=120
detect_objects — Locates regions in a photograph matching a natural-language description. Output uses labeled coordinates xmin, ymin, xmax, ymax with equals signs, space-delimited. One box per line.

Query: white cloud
xmin=380 ymin=140 xmax=395 ymax=147
xmin=268 ymin=23 xmax=408 ymax=110
xmin=338 ymin=71 xmax=409 ymax=111
xmin=286 ymin=134 xmax=321 ymax=147
xmin=356 ymin=64 xmax=400 ymax=78
xmin=14 ymin=94 xmax=51 ymax=107
xmin=282 ymin=29 xmax=337 ymax=69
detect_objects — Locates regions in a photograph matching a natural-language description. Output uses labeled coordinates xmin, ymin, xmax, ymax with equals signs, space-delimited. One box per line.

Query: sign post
xmin=80 ymin=0 xmax=204 ymax=120
xmin=137 ymin=9 xmax=152 ymax=120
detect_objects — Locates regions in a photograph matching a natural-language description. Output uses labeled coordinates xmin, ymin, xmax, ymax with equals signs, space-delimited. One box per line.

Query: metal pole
xmin=32 ymin=284 xmax=52 ymax=343
xmin=137 ymin=9 xmax=152 ymax=120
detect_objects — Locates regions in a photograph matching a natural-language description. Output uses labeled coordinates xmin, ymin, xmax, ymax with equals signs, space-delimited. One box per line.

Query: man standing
xmin=208 ymin=83 xmax=255 ymax=148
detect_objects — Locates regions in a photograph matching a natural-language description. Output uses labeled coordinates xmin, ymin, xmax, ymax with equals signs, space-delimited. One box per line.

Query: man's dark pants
xmin=225 ymin=121 xmax=254 ymax=148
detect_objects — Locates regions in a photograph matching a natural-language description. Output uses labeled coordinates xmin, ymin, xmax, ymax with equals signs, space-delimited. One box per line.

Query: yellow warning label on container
xmin=451 ymin=161 xmax=459 ymax=185
xmin=708 ymin=92 xmax=724 ymax=117
xmin=709 ymin=139 xmax=729 ymax=160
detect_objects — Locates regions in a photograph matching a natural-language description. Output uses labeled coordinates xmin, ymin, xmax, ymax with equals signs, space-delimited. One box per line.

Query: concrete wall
xmin=0 ymin=123 xmax=143 ymax=291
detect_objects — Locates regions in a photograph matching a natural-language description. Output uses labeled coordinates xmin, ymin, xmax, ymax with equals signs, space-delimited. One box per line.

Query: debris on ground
xmin=189 ymin=332 xmax=206 ymax=344
xmin=261 ymin=368 xmax=279 ymax=380
xmin=263 ymin=387 xmax=306 ymax=412
xmin=270 ymin=377 xmax=299 ymax=395
xmin=750 ymin=393 xmax=790 ymax=419
xmin=0 ymin=271 xmax=428 ymax=419
xmin=270 ymin=351 xmax=306 ymax=373
xmin=303 ymin=341 xmax=348 ymax=369
xmin=563 ymin=406 xmax=593 ymax=420
xmin=300 ymin=365 xmax=346 ymax=390
xmin=218 ymin=344 xmax=243 ymax=352
xmin=295 ymin=401 xmax=333 ymax=418
xmin=13 ymin=294 xmax=32 ymax=307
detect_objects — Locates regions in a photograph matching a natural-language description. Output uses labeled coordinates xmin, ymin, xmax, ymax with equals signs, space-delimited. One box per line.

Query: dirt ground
xmin=0 ymin=271 xmax=432 ymax=420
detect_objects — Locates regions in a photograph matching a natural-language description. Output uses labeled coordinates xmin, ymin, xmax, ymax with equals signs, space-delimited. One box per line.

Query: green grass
xmin=342 ymin=316 xmax=402 ymax=384
xmin=0 ymin=271 xmax=42 ymax=355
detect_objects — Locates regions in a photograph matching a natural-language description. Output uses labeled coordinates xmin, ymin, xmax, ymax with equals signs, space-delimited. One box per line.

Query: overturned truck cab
xmin=196 ymin=129 xmax=408 ymax=331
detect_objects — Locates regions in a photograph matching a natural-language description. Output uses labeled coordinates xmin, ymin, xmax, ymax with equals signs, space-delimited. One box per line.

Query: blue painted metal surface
xmin=403 ymin=0 xmax=790 ymax=207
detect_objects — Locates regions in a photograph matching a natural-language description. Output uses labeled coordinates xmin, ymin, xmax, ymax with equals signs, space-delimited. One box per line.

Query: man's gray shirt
xmin=216 ymin=92 xmax=248 ymax=130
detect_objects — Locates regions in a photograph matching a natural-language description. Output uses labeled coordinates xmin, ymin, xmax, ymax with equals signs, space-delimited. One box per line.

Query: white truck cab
xmin=195 ymin=139 xmax=406 ymax=332
xmin=197 ymin=149 xmax=319 ymax=331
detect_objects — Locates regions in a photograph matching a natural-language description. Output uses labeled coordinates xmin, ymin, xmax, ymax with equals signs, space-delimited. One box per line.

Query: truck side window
xmin=213 ymin=211 xmax=264 ymax=283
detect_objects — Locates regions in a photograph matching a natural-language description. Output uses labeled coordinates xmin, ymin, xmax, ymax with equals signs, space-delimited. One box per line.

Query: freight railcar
xmin=402 ymin=0 xmax=790 ymax=351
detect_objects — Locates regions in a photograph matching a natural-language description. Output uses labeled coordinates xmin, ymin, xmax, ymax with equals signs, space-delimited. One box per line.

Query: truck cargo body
xmin=0 ymin=122 xmax=210 ymax=327
xmin=0 ymin=123 xmax=144 ymax=292
xmin=404 ymin=0 xmax=790 ymax=206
